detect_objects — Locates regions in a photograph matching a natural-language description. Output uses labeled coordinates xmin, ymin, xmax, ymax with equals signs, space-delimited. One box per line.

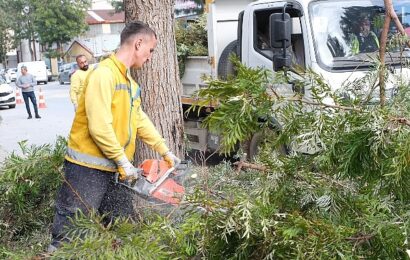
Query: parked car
xmin=0 ymin=70 xmax=11 ymax=83
xmin=47 ymin=66 xmax=52 ymax=82
xmin=58 ymin=62 xmax=78 ymax=85
xmin=6 ymin=68 xmax=17 ymax=82
xmin=17 ymin=61 xmax=48 ymax=84
xmin=0 ymin=76 xmax=16 ymax=109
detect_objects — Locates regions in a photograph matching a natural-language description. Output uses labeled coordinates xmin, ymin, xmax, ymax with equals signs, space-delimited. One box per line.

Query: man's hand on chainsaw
xmin=115 ymin=155 xmax=142 ymax=180
xmin=163 ymin=151 xmax=181 ymax=167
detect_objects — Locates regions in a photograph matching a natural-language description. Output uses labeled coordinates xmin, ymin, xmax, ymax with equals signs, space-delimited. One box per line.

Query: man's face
xmin=132 ymin=34 xmax=157 ymax=68
xmin=360 ymin=19 xmax=371 ymax=37
xmin=21 ymin=68 xmax=27 ymax=75
xmin=77 ymin=56 xmax=89 ymax=71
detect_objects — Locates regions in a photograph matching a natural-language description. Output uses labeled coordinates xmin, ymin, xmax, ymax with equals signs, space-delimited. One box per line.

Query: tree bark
xmin=379 ymin=0 xmax=406 ymax=107
xmin=124 ymin=0 xmax=185 ymax=164
xmin=28 ymin=38 xmax=34 ymax=61
xmin=378 ymin=8 xmax=390 ymax=107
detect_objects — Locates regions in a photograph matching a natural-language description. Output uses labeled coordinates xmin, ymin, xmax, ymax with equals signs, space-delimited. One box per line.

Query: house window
xmin=102 ymin=24 xmax=111 ymax=34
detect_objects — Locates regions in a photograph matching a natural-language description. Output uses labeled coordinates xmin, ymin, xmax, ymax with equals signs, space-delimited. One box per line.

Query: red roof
xmin=86 ymin=9 xmax=124 ymax=25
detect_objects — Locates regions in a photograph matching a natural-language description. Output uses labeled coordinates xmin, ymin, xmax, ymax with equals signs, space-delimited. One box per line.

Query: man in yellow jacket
xmin=69 ymin=54 xmax=93 ymax=111
xmin=48 ymin=21 xmax=180 ymax=252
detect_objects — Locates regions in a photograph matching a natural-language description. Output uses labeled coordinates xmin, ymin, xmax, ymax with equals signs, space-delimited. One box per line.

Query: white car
xmin=6 ymin=68 xmax=17 ymax=82
xmin=0 ymin=72 xmax=10 ymax=83
xmin=0 ymin=76 xmax=16 ymax=109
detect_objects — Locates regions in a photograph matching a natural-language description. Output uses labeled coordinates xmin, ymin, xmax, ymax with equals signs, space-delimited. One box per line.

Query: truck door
xmin=242 ymin=2 xmax=306 ymax=95
xmin=241 ymin=2 xmax=307 ymax=95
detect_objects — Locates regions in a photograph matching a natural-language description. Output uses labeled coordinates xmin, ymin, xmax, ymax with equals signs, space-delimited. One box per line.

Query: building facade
xmin=62 ymin=10 xmax=125 ymax=63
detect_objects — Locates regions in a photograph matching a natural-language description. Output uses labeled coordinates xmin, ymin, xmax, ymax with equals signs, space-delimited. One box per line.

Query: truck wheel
xmin=218 ymin=40 xmax=238 ymax=80
xmin=248 ymin=129 xmax=287 ymax=161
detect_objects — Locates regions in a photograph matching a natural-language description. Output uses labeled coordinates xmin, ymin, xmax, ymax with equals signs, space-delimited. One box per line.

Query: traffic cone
xmin=15 ymin=88 xmax=23 ymax=104
xmin=38 ymin=87 xmax=47 ymax=109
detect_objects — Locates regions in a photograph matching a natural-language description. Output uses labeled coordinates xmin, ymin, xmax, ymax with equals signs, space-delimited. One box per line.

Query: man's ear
xmin=134 ymin=38 xmax=143 ymax=50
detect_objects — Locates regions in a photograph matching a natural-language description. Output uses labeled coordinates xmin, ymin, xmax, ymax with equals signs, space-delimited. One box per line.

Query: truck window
xmin=309 ymin=0 xmax=410 ymax=71
xmin=254 ymin=9 xmax=305 ymax=68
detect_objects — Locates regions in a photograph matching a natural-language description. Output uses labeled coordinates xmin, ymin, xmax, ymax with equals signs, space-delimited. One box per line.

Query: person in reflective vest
xmin=350 ymin=16 xmax=379 ymax=54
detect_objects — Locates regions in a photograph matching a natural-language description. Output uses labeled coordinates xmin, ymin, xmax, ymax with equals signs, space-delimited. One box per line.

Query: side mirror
xmin=269 ymin=12 xmax=292 ymax=70
xmin=270 ymin=13 xmax=291 ymax=48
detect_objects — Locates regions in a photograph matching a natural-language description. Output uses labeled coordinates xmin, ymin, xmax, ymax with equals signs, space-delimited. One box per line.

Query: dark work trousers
xmin=22 ymin=91 xmax=39 ymax=117
xmin=50 ymin=160 xmax=136 ymax=245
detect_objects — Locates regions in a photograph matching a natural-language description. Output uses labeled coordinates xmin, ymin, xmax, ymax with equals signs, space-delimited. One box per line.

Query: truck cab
xmin=182 ymin=0 xmax=410 ymax=153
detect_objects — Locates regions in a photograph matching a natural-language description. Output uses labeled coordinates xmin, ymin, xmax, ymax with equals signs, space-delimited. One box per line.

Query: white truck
xmin=181 ymin=0 xmax=410 ymax=154
xmin=17 ymin=61 xmax=48 ymax=84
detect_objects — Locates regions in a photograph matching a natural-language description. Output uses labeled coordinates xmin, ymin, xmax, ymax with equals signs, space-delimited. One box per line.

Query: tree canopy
xmin=0 ymin=0 xmax=90 ymax=59
xmin=33 ymin=0 xmax=90 ymax=48
xmin=0 ymin=8 xmax=12 ymax=65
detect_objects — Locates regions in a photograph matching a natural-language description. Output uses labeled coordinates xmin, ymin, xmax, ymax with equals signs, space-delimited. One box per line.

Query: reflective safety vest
xmin=65 ymin=54 xmax=168 ymax=172
xmin=351 ymin=32 xmax=380 ymax=55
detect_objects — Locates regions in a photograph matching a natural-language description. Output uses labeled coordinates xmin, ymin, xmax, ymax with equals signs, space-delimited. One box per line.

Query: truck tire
xmin=218 ymin=40 xmax=239 ymax=80
xmin=248 ymin=118 xmax=287 ymax=160
xmin=248 ymin=130 xmax=287 ymax=160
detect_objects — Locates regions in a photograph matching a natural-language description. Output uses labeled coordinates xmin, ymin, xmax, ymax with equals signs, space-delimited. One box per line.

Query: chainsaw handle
xmin=114 ymin=172 xmax=139 ymax=185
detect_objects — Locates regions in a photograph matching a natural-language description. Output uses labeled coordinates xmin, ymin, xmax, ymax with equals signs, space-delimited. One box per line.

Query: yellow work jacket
xmin=65 ymin=54 xmax=169 ymax=172
xmin=69 ymin=65 xmax=94 ymax=106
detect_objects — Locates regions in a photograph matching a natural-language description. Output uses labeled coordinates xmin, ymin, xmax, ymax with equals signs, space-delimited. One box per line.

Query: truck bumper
xmin=185 ymin=121 xmax=220 ymax=152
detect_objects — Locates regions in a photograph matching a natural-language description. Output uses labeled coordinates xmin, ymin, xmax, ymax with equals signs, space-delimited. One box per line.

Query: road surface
xmin=0 ymin=81 xmax=74 ymax=163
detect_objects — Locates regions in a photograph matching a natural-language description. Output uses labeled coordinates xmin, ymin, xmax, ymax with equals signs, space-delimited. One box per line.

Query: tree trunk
xmin=379 ymin=0 xmax=405 ymax=107
xmin=124 ymin=0 xmax=185 ymax=164
xmin=28 ymin=38 xmax=34 ymax=61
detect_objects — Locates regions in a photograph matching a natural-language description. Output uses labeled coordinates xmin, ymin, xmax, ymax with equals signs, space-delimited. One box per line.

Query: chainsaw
xmin=115 ymin=159 xmax=187 ymax=205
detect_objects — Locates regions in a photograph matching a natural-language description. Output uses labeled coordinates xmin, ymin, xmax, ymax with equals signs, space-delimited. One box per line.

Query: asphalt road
xmin=0 ymin=81 xmax=74 ymax=163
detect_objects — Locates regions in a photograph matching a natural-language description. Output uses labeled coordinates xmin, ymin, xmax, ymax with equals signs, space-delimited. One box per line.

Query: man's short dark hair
xmin=120 ymin=21 xmax=157 ymax=45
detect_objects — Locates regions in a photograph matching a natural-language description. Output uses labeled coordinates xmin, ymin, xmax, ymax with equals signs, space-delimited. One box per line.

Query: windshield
xmin=309 ymin=0 xmax=410 ymax=70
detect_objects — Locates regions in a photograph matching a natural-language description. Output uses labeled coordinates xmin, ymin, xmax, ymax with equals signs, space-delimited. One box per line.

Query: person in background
xmin=48 ymin=21 xmax=181 ymax=253
xmin=69 ymin=55 xmax=93 ymax=111
xmin=350 ymin=16 xmax=379 ymax=55
xmin=16 ymin=66 xmax=41 ymax=119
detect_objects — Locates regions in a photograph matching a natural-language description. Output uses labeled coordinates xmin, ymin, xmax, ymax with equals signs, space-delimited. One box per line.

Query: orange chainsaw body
xmin=137 ymin=159 xmax=185 ymax=205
